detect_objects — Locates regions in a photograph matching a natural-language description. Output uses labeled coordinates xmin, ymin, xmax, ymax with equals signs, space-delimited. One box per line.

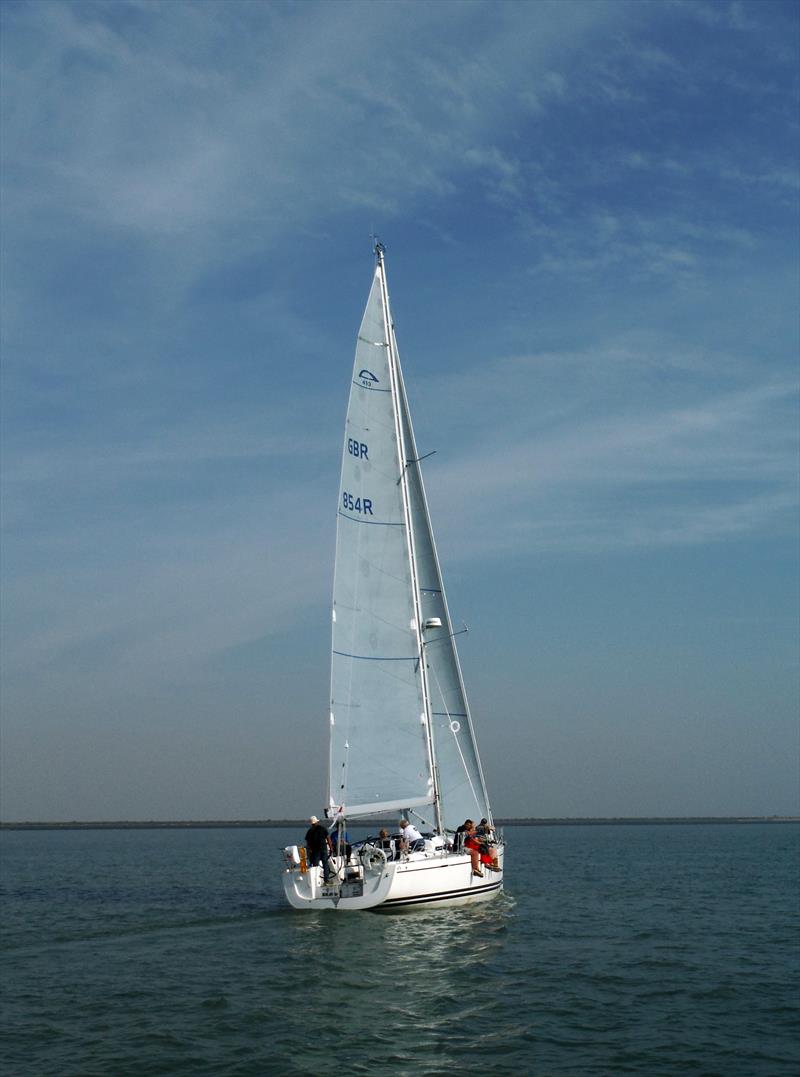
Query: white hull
xmin=282 ymin=846 xmax=504 ymax=912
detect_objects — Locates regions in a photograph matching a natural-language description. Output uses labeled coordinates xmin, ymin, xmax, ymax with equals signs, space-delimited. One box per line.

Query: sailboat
xmin=282 ymin=243 xmax=504 ymax=910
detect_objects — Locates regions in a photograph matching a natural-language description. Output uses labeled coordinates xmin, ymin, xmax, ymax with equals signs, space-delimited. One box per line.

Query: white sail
xmin=329 ymin=268 xmax=433 ymax=818
xmin=393 ymin=343 xmax=492 ymax=833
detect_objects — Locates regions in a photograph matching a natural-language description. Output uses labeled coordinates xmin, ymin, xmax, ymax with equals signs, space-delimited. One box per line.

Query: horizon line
xmin=1 ymin=815 xmax=798 ymax=830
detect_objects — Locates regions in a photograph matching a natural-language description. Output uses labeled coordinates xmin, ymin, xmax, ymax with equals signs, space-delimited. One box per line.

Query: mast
xmin=375 ymin=242 xmax=444 ymax=836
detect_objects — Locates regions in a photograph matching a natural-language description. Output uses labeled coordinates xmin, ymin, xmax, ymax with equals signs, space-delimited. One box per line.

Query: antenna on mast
xmin=370 ymin=228 xmax=385 ymax=260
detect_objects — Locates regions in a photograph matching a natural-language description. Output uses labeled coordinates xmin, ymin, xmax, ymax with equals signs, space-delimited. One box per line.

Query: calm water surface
xmin=1 ymin=823 xmax=797 ymax=1075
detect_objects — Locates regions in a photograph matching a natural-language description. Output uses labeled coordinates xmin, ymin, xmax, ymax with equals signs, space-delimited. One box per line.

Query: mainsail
xmin=329 ymin=247 xmax=492 ymax=832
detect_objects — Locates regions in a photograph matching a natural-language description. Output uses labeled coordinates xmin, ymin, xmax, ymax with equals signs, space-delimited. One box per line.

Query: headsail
xmin=393 ymin=339 xmax=492 ymax=833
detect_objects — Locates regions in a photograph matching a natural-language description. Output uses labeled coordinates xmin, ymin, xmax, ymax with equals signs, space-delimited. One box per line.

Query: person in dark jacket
xmin=305 ymin=815 xmax=334 ymax=883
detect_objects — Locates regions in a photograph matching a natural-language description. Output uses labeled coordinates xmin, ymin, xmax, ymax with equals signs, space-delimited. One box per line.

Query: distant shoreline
xmin=1 ymin=816 xmax=797 ymax=831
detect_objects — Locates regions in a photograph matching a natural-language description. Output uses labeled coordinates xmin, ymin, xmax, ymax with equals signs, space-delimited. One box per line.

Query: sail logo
xmin=358 ymin=369 xmax=379 ymax=387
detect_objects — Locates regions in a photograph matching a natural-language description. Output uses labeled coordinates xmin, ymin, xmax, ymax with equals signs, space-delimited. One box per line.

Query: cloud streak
xmin=420 ymin=348 xmax=798 ymax=557
xmin=1 ymin=0 xmax=797 ymax=820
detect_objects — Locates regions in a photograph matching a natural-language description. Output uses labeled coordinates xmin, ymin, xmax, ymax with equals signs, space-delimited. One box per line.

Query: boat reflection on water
xmin=277 ymin=893 xmax=518 ymax=1071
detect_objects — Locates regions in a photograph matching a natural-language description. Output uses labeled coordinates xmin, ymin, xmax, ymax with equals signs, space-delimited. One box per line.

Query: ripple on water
xmin=1 ymin=825 xmax=799 ymax=1076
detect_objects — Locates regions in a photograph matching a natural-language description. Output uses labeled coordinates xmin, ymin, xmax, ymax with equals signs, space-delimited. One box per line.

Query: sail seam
xmin=333 ymin=650 xmax=416 ymax=662
xmin=337 ymin=512 xmax=403 ymax=526
xmin=351 ymin=380 xmax=391 ymax=392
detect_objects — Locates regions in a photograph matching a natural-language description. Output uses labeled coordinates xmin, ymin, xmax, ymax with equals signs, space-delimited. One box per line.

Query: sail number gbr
xmin=342 ymin=491 xmax=373 ymax=515
xmin=347 ymin=439 xmax=369 ymax=459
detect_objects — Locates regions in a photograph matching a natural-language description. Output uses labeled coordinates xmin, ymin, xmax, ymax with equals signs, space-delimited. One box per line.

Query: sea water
xmin=1 ymin=823 xmax=797 ymax=1076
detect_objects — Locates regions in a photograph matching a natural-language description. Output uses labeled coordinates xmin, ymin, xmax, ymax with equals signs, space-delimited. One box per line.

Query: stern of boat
xmin=281 ymin=842 xmax=505 ymax=912
xmin=282 ymin=853 xmax=396 ymax=910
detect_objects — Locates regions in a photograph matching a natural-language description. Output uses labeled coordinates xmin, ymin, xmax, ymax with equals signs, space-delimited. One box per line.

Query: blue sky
xmin=1 ymin=0 xmax=797 ymax=821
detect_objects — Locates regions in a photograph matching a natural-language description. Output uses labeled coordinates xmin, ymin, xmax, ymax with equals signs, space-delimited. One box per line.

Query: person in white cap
xmin=305 ymin=815 xmax=334 ymax=882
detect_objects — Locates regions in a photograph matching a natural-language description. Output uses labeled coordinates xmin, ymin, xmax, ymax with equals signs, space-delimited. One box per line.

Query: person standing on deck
xmin=305 ymin=815 xmax=334 ymax=883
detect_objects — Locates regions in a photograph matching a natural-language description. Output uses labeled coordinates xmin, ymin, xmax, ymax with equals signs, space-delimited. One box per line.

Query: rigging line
xmin=409 ymin=807 xmax=435 ymax=830
xmin=423 ymin=626 xmax=469 ymax=646
xmin=428 ymin=662 xmax=482 ymax=815
xmin=396 ymin=450 xmax=437 ymax=485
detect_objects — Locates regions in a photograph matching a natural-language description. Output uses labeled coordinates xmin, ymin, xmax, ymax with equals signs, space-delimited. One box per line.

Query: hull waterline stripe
xmin=382 ymin=880 xmax=502 ymax=907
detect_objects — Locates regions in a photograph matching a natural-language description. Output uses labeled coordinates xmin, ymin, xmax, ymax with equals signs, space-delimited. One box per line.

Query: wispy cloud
xmin=1 ymin=0 xmax=797 ymax=820
xmin=1 ymin=1 xmax=623 ymax=244
xmin=2 ymin=475 xmax=333 ymax=677
xmin=419 ymin=346 xmax=798 ymax=557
